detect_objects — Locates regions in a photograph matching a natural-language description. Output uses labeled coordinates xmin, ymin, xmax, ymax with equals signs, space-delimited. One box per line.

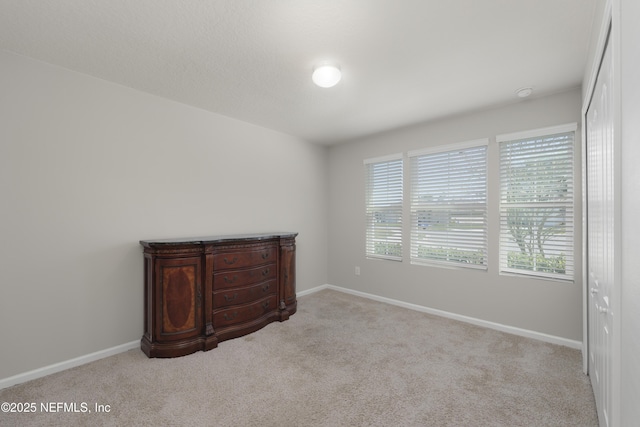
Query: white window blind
xmin=364 ymin=154 xmax=403 ymax=261
xmin=498 ymin=124 xmax=576 ymax=281
xmin=409 ymin=140 xmax=488 ymax=269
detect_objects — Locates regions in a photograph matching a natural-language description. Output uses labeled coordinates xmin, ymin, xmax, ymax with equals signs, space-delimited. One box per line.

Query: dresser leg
xmin=278 ymin=300 xmax=290 ymax=321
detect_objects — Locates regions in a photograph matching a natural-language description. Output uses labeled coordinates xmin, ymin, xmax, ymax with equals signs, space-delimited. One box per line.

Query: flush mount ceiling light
xmin=312 ymin=64 xmax=342 ymax=88
xmin=516 ymin=87 xmax=533 ymax=98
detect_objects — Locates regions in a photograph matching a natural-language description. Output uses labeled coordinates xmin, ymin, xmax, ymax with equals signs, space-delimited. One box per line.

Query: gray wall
xmin=327 ymin=89 xmax=584 ymax=341
xmin=0 ymin=51 xmax=329 ymax=380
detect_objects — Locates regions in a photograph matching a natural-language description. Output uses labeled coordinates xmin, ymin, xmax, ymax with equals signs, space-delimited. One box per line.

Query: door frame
xmin=581 ymin=0 xmax=611 ymax=374
xmin=581 ymin=0 xmax=621 ymax=424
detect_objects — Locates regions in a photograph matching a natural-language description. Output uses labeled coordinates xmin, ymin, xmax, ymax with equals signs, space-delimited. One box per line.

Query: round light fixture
xmin=516 ymin=87 xmax=533 ymax=98
xmin=312 ymin=65 xmax=341 ymax=88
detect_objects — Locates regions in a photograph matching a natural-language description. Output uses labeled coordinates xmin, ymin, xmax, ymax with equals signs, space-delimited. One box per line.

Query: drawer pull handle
xmin=223 ymin=312 xmax=238 ymax=321
xmin=224 ymin=293 xmax=238 ymax=302
xmin=224 ymin=275 xmax=238 ymax=284
xmin=262 ymin=301 xmax=270 ymax=310
xmin=224 ymin=257 xmax=238 ymax=265
xmin=262 ymin=283 xmax=270 ymax=292
xmin=261 ymin=252 xmax=269 ymax=259
xmin=262 ymin=268 xmax=270 ymax=276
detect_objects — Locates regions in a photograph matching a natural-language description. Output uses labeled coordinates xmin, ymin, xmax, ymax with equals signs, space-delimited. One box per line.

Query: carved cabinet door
xmin=155 ymin=256 xmax=202 ymax=342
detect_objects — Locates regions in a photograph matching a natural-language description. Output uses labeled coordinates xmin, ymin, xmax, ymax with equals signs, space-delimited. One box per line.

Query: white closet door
xmin=586 ymin=34 xmax=614 ymax=427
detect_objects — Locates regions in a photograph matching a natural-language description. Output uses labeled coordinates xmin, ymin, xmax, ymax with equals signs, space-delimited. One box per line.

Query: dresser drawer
xmin=213 ymin=295 xmax=278 ymax=328
xmin=213 ymin=246 xmax=277 ymax=270
xmin=213 ymin=263 xmax=276 ymax=289
xmin=213 ymin=279 xmax=277 ymax=309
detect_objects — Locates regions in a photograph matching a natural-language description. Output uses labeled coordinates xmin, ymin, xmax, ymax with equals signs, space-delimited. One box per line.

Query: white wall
xmin=0 ymin=51 xmax=329 ymax=380
xmin=327 ymin=89 xmax=584 ymax=341
xmin=583 ymin=0 xmax=640 ymax=424
xmin=617 ymin=0 xmax=640 ymax=422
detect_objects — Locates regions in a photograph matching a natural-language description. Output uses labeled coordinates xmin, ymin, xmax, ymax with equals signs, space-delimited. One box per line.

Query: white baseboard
xmin=301 ymin=284 xmax=582 ymax=350
xmin=297 ymin=286 xmax=329 ymax=297
xmin=0 ymin=340 xmax=139 ymax=390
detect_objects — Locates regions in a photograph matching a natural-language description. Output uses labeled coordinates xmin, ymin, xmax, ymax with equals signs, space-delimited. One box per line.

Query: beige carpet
xmin=0 ymin=289 xmax=598 ymax=426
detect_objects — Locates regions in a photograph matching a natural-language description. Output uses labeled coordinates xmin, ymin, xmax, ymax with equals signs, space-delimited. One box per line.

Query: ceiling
xmin=0 ymin=0 xmax=596 ymax=145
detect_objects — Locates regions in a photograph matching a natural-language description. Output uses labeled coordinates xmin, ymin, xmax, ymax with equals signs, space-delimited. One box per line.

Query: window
xmin=364 ymin=154 xmax=403 ymax=261
xmin=497 ymin=124 xmax=576 ymax=281
xmin=409 ymin=140 xmax=488 ymax=269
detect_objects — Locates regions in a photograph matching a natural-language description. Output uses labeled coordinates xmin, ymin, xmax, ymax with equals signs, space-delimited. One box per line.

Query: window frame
xmin=408 ymin=139 xmax=489 ymax=270
xmin=497 ymin=123 xmax=577 ymax=282
xmin=364 ymin=153 xmax=404 ymax=261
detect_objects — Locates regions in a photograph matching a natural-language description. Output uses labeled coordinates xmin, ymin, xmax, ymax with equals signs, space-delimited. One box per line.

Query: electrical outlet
xmin=355 ymin=266 xmax=360 ymax=276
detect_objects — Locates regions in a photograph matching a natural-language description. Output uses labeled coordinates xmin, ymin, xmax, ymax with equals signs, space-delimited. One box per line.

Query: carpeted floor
xmin=0 ymin=289 xmax=598 ymax=426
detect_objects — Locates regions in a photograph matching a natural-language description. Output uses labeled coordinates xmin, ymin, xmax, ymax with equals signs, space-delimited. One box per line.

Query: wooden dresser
xmin=140 ymin=232 xmax=297 ymax=358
